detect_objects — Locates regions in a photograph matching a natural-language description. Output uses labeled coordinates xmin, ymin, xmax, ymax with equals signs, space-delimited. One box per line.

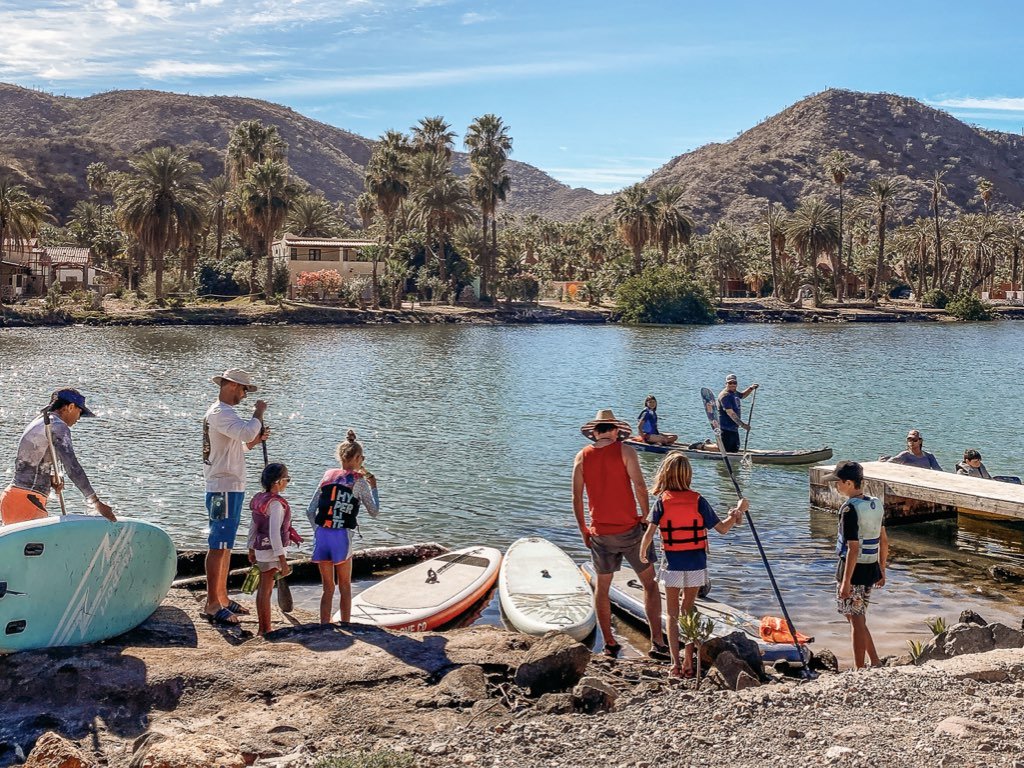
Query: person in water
xmin=247 ymin=463 xmax=295 ymax=635
xmin=717 ymin=374 xmax=759 ymax=453
xmin=886 ymin=429 xmax=942 ymax=470
xmin=955 ymin=449 xmax=992 ymax=478
xmin=575 ymin=409 xmax=667 ymax=660
xmin=1 ymin=388 xmax=115 ymax=525
xmin=639 ymin=453 xmax=745 ymax=678
xmin=307 ymin=434 xmax=379 ymax=624
xmin=636 ymin=395 xmax=678 ymax=446
xmin=826 ymin=460 xmax=888 ymax=669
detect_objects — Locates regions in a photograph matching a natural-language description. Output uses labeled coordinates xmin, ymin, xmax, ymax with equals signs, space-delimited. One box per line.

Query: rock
xmin=786 ymin=728 xmax=805 ymax=738
xmin=825 ymin=745 xmax=858 ymax=762
xmin=933 ymin=716 xmax=1000 ymax=739
xmin=699 ymin=632 xmax=765 ymax=679
xmin=834 ymin=724 xmax=872 ymax=740
xmin=534 ymin=693 xmax=575 ymax=715
xmin=706 ymin=651 xmax=761 ymax=691
xmin=959 ymin=610 xmax=987 ymax=626
xmin=943 ymin=623 xmax=996 ymax=656
xmin=24 ymin=732 xmax=94 ymax=768
xmin=427 ymin=743 xmax=450 ymax=756
xmin=989 ymin=622 xmax=1024 ymax=649
xmin=988 ymin=564 xmax=1024 ymax=583
xmin=886 ymin=654 xmax=915 ymax=667
xmin=810 ymin=648 xmax=840 ymax=673
xmin=435 ymin=665 xmax=489 ymax=706
xmin=513 ymin=631 xmax=591 ymax=695
xmin=571 ymin=676 xmax=618 ymax=713
xmin=138 ymin=735 xmax=245 ymax=768
xmin=916 ymin=632 xmax=949 ymax=664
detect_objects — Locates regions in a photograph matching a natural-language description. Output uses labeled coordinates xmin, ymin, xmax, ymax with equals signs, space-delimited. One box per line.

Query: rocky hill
xmin=599 ymin=88 xmax=1024 ymax=227
xmin=0 ymin=83 xmax=606 ymax=222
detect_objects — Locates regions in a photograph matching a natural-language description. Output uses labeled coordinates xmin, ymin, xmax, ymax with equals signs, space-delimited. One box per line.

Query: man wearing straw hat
xmin=202 ymin=369 xmax=268 ymax=625
xmin=573 ymin=409 xmax=667 ymax=660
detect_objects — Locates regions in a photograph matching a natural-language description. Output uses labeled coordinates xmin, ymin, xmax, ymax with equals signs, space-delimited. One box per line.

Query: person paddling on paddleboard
xmin=575 ymin=409 xmax=667 ymax=660
xmin=1 ymin=388 xmax=116 ymax=525
xmin=636 ymin=395 xmax=678 ymax=446
xmin=202 ymin=368 xmax=268 ymax=626
xmin=716 ymin=374 xmax=759 ymax=454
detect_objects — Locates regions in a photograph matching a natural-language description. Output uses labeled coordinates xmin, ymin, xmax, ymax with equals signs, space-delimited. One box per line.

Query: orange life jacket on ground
xmin=658 ymin=490 xmax=707 ymax=551
xmin=759 ymin=615 xmax=813 ymax=645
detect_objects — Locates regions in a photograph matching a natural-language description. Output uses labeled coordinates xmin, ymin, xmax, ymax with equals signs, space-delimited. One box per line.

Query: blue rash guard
xmin=638 ymin=407 xmax=658 ymax=435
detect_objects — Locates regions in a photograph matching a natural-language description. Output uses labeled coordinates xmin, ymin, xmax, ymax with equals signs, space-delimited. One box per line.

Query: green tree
xmin=225 ymin=121 xmax=287 ymax=185
xmin=86 ymin=162 xmax=110 ymax=198
xmin=867 ymin=177 xmax=901 ymax=300
xmin=411 ymin=170 xmax=475 ymax=285
xmin=0 ymin=175 xmax=52 ymax=265
xmin=114 ymin=147 xmax=204 ymax=301
xmin=411 ymin=116 xmax=456 ymax=159
xmin=784 ymin=196 xmax=840 ymax=301
xmin=355 ymin=192 xmax=377 ymax=230
xmin=652 ymin=185 xmax=694 ymax=265
xmin=465 ymin=114 xmax=513 ymax=301
xmin=613 ymin=183 xmax=655 ymax=275
xmin=238 ymin=160 xmax=298 ymax=297
xmin=365 ymin=141 xmax=411 ymax=307
xmin=286 ymin=193 xmax=338 ymax=237
xmin=823 ymin=150 xmax=851 ymax=299
xmin=616 ymin=265 xmax=717 ymax=324
xmin=929 ymin=170 xmax=948 ymax=291
xmin=205 ymin=175 xmax=232 ymax=264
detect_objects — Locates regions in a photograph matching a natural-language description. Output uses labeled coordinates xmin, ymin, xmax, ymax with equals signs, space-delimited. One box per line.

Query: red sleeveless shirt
xmin=582 ymin=442 xmax=639 ymax=535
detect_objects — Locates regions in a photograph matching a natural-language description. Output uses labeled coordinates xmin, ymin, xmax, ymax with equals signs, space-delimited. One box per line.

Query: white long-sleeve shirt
xmin=202 ymin=400 xmax=262 ymax=492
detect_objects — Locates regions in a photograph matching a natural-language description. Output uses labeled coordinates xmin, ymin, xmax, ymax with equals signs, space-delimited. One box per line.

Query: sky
xmin=2 ymin=1 xmax=1024 ymax=193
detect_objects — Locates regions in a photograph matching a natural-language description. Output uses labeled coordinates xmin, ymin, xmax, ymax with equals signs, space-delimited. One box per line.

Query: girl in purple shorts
xmin=306 ymin=435 xmax=379 ymax=623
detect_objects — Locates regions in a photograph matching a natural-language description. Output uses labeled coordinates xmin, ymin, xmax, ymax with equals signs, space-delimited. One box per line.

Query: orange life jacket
xmin=759 ymin=615 xmax=813 ymax=645
xmin=658 ymin=490 xmax=707 ymax=551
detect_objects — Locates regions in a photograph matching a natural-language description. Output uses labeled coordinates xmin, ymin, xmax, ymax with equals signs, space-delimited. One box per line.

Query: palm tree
xmin=0 ymin=175 xmax=52 ymax=264
xmin=411 ymin=117 xmax=456 ymax=160
xmin=465 ymin=114 xmax=513 ymax=301
xmin=411 ymin=172 xmax=475 ymax=284
xmin=866 ymin=177 xmax=901 ymax=301
xmin=365 ymin=143 xmax=411 ymax=307
xmin=977 ymin=178 xmax=994 ymax=216
xmin=823 ymin=150 xmax=851 ymax=299
xmin=286 ymin=193 xmax=337 ymax=237
xmin=765 ymin=200 xmax=787 ymax=298
xmin=784 ymin=197 xmax=840 ymax=301
xmin=613 ymin=183 xmax=655 ymax=275
xmin=1004 ymin=213 xmax=1024 ymax=293
xmin=67 ymin=200 xmax=103 ymax=247
xmin=355 ymin=192 xmax=376 ymax=230
xmin=204 ymin=175 xmax=231 ymax=263
xmin=225 ymin=121 xmax=287 ymax=185
xmin=238 ymin=160 xmax=298 ymax=297
xmin=651 ymin=185 xmax=694 ymax=265
xmin=86 ymin=162 xmax=110 ymax=198
xmin=929 ymin=170 xmax=948 ymax=291
xmin=115 ymin=147 xmax=204 ymax=301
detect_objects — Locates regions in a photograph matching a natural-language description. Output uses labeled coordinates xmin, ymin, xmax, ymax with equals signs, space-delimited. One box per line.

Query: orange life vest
xmin=759 ymin=615 xmax=813 ymax=645
xmin=658 ymin=490 xmax=707 ymax=551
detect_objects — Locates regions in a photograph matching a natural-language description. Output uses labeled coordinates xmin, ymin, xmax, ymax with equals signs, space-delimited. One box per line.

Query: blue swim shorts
xmin=206 ymin=491 xmax=245 ymax=550
xmin=312 ymin=526 xmax=353 ymax=564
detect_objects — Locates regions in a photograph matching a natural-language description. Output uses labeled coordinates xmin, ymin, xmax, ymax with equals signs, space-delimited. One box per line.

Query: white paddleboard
xmin=0 ymin=515 xmax=176 ymax=653
xmin=499 ymin=537 xmax=595 ymax=641
xmin=340 ymin=546 xmax=501 ymax=631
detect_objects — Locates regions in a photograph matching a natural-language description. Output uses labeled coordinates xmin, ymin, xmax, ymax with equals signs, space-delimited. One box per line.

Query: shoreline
xmin=3 ymin=298 xmax=1024 ymax=329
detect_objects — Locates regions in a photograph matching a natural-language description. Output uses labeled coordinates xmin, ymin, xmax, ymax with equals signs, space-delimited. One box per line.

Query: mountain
xmin=0 ymin=83 xmax=606 ymax=222
xmin=602 ymin=89 xmax=1024 ymax=226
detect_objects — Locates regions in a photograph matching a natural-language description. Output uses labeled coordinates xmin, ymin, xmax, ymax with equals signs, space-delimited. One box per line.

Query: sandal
xmin=226 ymin=600 xmax=251 ymax=615
xmin=602 ymin=642 xmax=622 ymax=659
xmin=669 ymin=665 xmax=684 ymax=679
xmin=204 ymin=607 xmax=240 ymax=626
xmin=648 ymin=643 xmax=671 ymax=661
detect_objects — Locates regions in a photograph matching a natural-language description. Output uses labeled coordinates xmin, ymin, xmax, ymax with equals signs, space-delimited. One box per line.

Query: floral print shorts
xmin=836 ymin=583 xmax=872 ymax=617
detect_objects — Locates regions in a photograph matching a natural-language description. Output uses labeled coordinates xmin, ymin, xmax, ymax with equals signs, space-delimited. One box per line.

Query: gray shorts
xmin=590 ymin=524 xmax=657 ymax=575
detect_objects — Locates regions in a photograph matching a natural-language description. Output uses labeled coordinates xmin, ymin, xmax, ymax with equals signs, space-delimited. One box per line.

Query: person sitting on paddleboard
xmin=636 ymin=395 xmax=678 ymax=446
xmin=639 ymin=453 xmax=745 ymax=678
xmin=0 ymin=388 xmax=116 ymax=525
xmin=955 ymin=449 xmax=992 ymax=479
xmin=306 ymin=433 xmax=379 ymax=624
xmin=247 ymin=462 xmax=295 ymax=636
xmin=717 ymin=374 xmax=758 ymax=454
xmin=886 ymin=429 xmax=942 ymax=471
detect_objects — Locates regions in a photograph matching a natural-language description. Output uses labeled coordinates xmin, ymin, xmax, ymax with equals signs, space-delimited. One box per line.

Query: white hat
xmin=725 ymin=374 xmax=738 ymax=383
xmin=580 ymin=409 xmax=632 ymax=441
xmin=212 ymin=369 xmax=258 ymax=392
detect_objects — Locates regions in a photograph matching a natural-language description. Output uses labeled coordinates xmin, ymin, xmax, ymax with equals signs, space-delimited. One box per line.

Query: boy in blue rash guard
xmin=826 ymin=460 xmax=888 ymax=669
xmin=636 ymin=395 xmax=678 ymax=446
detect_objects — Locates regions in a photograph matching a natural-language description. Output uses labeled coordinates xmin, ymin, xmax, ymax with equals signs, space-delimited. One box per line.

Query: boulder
xmin=25 ymin=732 xmax=94 ymax=768
xmin=988 ymin=622 xmax=1024 ymax=650
xmin=434 ymin=665 xmax=489 ymax=707
xmin=706 ymin=650 xmax=761 ymax=691
xmin=809 ymin=648 xmax=840 ymax=673
xmin=571 ymin=676 xmax=618 ymax=713
xmin=534 ymin=692 xmax=576 ymax=715
xmin=138 ymin=735 xmax=245 ymax=768
xmin=513 ymin=631 xmax=591 ymax=695
xmin=959 ymin=610 xmax=987 ymax=626
xmin=933 ymin=716 xmax=1000 ymax=739
xmin=699 ymin=632 xmax=765 ymax=680
xmin=943 ymin=623 xmax=996 ymax=657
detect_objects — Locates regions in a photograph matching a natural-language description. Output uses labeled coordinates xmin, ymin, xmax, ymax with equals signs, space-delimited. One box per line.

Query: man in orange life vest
xmin=574 ymin=409 xmax=667 ymax=659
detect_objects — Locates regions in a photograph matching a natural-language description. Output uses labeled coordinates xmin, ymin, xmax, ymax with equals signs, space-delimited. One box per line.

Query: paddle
xmin=741 ymin=386 xmax=758 ymax=469
xmin=700 ymin=387 xmax=812 ymax=676
xmin=258 ymin=415 xmax=293 ymax=613
xmin=40 ymin=407 xmax=67 ymax=516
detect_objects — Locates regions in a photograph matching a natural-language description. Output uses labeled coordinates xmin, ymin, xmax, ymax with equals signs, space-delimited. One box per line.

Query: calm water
xmin=1 ymin=322 xmax=1022 ymax=661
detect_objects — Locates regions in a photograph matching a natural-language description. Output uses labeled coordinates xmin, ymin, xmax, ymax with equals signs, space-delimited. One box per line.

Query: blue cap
xmin=50 ymin=388 xmax=96 ymax=417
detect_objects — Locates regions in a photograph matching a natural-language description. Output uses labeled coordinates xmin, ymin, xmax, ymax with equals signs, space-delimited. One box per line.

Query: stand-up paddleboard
xmin=499 ymin=537 xmax=595 ymax=641
xmin=341 ymin=546 xmax=501 ymax=631
xmin=580 ymin=562 xmax=809 ymax=666
xmin=0 ymin=515 xmax=176 ymax=653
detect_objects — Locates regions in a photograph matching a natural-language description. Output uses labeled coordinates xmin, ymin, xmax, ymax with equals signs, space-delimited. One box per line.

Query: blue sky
xmin=2 ymin=0 xmax=1023 ymax=193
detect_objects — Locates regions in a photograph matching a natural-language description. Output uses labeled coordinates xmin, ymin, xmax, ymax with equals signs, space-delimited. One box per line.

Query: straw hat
xmin=580 ymin=408 xmax=632 ymax=441
xmin=211 ymin=368 xmax=258 ymax=392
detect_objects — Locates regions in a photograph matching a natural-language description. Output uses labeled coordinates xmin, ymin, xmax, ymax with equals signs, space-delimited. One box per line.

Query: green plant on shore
xmin=314 ymin=751 xmax=415 ymax=768
xmin=678 ymin=609 xmax=715 ymax=688
xmin=945 ymin=292 xmax=993 ymax=321
xmin=925 ymin=616 xmax=947 ymax=636
xmin=45 ymin=280 xmax=62 ymax=312
xmin=907 ymin=639 xmax=925 ymax=661
xmin=616 ymin=265 xmax=717 ymax=324
xmin=920 ymin=288 xmax=949 ymax=308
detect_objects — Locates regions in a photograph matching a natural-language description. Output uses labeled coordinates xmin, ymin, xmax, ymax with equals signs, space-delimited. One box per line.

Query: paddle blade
xmin=700 ymin=388 xmax=722 ymax=434
xmin=276 ymin=578 xmax=293 ymax=613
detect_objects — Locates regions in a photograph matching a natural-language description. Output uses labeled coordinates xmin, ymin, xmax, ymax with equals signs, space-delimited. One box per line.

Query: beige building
xmin=272 ymin=233 xmax=375 ymax=296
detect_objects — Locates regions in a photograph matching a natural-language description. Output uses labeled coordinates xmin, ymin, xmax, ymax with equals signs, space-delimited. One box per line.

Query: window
xmin=290 ymin=248 xmax=298 ymax=260
xmin=309 ymin=249 xmax=322 ymax=261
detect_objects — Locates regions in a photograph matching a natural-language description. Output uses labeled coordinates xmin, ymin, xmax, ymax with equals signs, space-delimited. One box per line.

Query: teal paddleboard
xmin=0 ymin=514 xmax=176 ymax=653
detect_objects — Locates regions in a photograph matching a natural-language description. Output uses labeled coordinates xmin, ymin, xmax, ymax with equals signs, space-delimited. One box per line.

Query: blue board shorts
xmin=206 ymin=491 xmax=244 ymax=550
xmin=312 ymin=526 xmax=353 ymax=564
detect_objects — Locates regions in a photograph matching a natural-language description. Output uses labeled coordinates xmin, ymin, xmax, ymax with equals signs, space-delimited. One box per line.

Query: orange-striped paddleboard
xmin=340 ymin=546 xmax=501 ymax=631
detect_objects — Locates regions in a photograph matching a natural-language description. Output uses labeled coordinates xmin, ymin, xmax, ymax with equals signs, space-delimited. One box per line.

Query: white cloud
xmin=137 ymin=60 xmax=257 ymax=79
xmin=932 ymin=96 xmax=1024 ymax=113
xmin=460 ymin=11 xmax=494 ymax=25
xmin=545 ymin=164 xmax=659 ymax=193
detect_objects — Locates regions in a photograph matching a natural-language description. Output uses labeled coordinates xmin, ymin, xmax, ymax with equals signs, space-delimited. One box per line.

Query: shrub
xmin=314 ymin=751 xmax=414 ymax=768
xmin=296 ymin=269 xmax=343 ymax=300
xmin=339 ymin=276 xmax=370 ymax=307
xmin=45 ymin=281 xmax=63 ymax=312
xmin=496 ymin=274 xmax=540 ymax=304
xmin=920 ymin=288 xmax=949 ymax=309
xmin=616 ymin=266 xmax=717 ymax=324
xmin=198 ymin=258 xmax=242 ymax=296
xmin=946 ymin=292 xmax=993 ymax=321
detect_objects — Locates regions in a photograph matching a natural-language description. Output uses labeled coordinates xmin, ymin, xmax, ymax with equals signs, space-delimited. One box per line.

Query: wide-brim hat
xmin=580 ymin=408 xmax=632 ymax=441
xmin=212 ymin=368 xmax=258 ymax=392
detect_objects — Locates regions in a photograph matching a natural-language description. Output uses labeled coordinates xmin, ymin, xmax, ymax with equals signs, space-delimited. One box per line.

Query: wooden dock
xmin=809 ymin=461 xmax=1024 ymax=525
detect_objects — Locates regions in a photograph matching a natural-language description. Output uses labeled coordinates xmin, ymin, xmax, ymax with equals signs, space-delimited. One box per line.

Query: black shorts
xmin=722 ymin=430 xmax=740 ymax=453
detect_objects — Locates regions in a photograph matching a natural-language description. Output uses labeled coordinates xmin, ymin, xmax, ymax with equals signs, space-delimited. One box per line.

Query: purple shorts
xmin=312 ymin=526 xmax=353 ymax=564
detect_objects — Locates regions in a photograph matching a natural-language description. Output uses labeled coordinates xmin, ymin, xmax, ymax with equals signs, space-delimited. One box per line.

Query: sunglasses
xmin=907 ymin=438 xmax=921 ymax=443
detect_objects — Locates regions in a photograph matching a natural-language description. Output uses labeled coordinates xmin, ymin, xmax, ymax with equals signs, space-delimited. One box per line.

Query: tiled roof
xmin=46 ymin=247 xmax=91 ymax=265
xmin=279 ymin=236 xmax=374 ymax=248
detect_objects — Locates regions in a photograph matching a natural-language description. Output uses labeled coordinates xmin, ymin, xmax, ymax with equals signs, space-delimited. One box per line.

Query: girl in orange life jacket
xmin=640 ymin=453 xmax=746 ymax=678
xmin=306 ymin=436 xmax=379 ymax=624
xmin=247 ymin=462 xmax=294 ymax=635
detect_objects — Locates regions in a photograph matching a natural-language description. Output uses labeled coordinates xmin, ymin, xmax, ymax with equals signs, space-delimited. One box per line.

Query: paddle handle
xmin=41 ymin=409 xmax=67 ymax=516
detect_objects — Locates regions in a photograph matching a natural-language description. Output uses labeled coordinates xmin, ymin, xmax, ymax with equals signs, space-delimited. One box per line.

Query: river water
xmin=1 ymin=322 xmax=1022 ymax=662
